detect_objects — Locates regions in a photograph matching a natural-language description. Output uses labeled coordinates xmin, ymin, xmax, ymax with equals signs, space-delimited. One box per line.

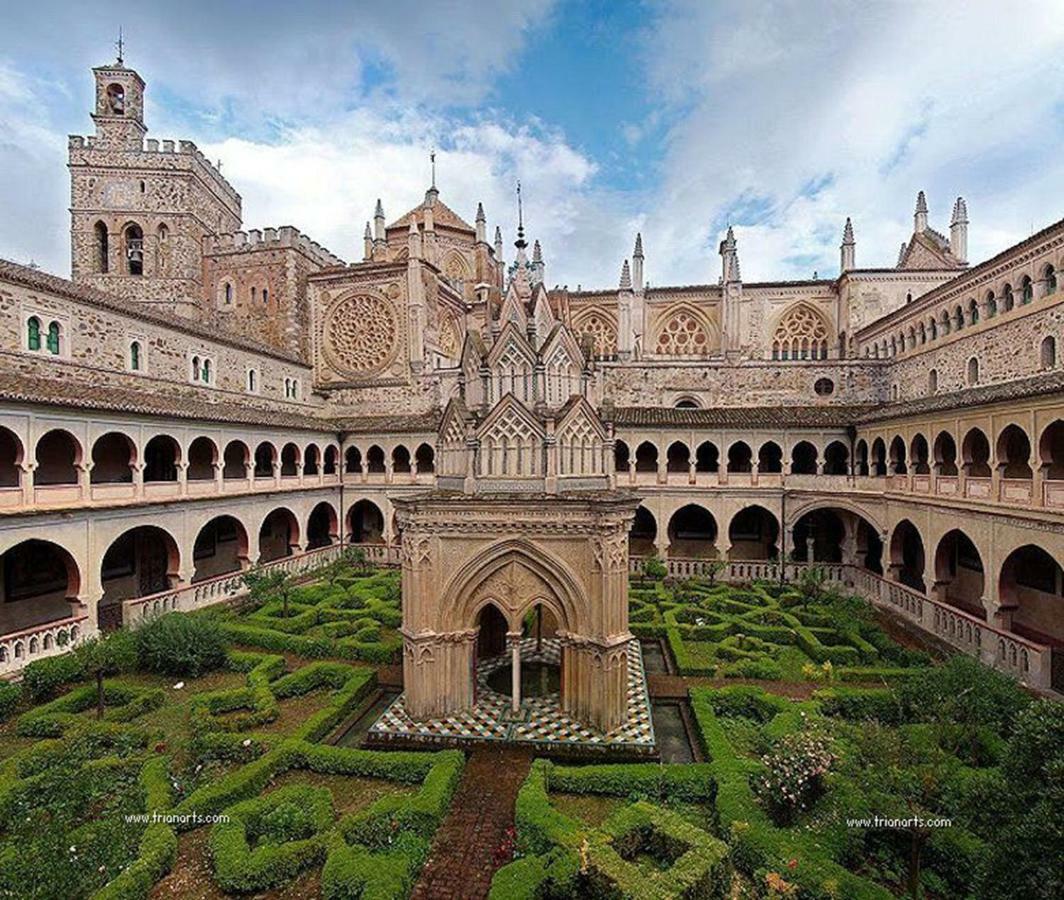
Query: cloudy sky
xmin=2 ymin=0 xmax=1063 ymax=289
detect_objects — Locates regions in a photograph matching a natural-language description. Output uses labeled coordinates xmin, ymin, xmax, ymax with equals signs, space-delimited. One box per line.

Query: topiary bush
xmin=21 ymin=652 xmax=85 ymax=703
xmin=134 ymin=612 xmax=229 ymax=677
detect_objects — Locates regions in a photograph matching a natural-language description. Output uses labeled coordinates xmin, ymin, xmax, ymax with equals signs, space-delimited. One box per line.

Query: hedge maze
xmin=629 ymin=576 xmax=930 ymax=681
xmin=0 ymin=568 xmax=460 ymax=899
xmin=220 ymin=569 xmax=404 ymax=665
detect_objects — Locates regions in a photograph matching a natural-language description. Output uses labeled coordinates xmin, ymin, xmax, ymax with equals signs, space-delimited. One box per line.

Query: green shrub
xmin=0 ymin=682 xmax=20 ymax=722
xmin=21 ymin=652 xmax=85 ymax=703
xmin=135 ymin=612 xmax=229 ymax=677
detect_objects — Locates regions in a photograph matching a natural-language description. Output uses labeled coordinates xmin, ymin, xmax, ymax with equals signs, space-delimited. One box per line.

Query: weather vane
xmin=430 ymin=149 xmax=436 ymax=189
xmin=115 ymin=27 xmax=125 ymax=66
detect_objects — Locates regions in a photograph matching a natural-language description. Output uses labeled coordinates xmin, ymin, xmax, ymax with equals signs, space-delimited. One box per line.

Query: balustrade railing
xmin=0 ymin=615 xmax=87 ymax=677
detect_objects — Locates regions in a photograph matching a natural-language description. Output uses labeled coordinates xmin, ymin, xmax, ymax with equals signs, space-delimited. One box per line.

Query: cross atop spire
xmin=430 ymin=149 xmax=436 ymax=188
xmin=115 ymin=27 xmax=125 ymax=66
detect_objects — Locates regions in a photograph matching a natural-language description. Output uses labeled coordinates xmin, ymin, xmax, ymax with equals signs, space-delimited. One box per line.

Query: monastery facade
xmin=1 ymin=59 xmax=1062 ymax=701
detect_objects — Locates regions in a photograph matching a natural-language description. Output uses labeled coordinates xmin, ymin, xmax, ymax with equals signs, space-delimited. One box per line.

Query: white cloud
xmin=635 ymin=0 xmax=1064 ymax=284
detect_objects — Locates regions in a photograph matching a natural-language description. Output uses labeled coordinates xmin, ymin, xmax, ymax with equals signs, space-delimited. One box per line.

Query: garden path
xmin=411 ymin=746 xmax=532 ymax=900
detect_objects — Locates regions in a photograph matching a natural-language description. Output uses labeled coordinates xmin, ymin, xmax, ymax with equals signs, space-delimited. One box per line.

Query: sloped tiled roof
xmin=334 ymin=411 xmax=442 ymax=434
xmin=611 ymin=405 xmax=872 ymax=428
xmin=0 ymin=260 xmax=306 ymax=365
xmin=0 ymin=372 xmax=329 ymax=430
xmin=858 ymin=370 xmax=1064 ymax=423
xmin=387 ymin=197 xmax=474 ymax=233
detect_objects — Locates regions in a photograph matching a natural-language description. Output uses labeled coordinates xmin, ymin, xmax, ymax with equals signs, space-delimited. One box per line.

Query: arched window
xmin=967 ymin=357 xmax=979 ymax=385
xmin=1041 ymin=336 xmax=1057 ymax=370
xmin=247 ymin=369 xmax=257 ymax=393
xmin=106 ymin=83 xmax=125 ymax=114
xmin=124 ymin=223 xmax=143 ymax=276
xmin=968 ymin=298 xmax=979 ymax=325
xmin=251 ymin=287 xmax=257 ymax=303
xmin=224 ymin=282 xmax=233 ymax=305
xmin=1002 ymin=284 xmax=1014 ymax=312
xmin=191 ymin=356 xmax=201 ymax=381
xmin=985 ymin=290 xmax=997 ymax=317
xmin=201 ymin=358 xmax=211 ymax=383
xmin=1021 ymin=275 xmax=1033 ymax=304
xmin=26 ymin=316 xmax=41 ymax=351
xmin=94 ymin=221 xmax=109 ymax=273
xmin=928 ymin=368 xmax=938 ymax=394
xmin=46 ymin=321 xmax=61 ymax=355
xmin=263 ymin=287 xmax=269 ymax=305
xmin=1044 ymin=264 xmax=1057 ymax=295
xmin=130 ymin=340 xmax=141 ymax=371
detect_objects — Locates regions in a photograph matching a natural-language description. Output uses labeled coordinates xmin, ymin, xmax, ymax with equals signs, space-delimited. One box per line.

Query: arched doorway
xmin=629 ymin=506 xmax=657 ymax=556
xmin=192 ymin=516 xmax=249 ymax=582
xmin=348 ymin=500 xmax=384 ymax=544
xmin=306 ymin=502 xmax=338 ymax=549
xmin=889 ymin=520 xmax=926 ymax=593
xmin=933 ymin=530 xmax=985 ymax=618
xmin=99 ymin=526 xmax=181 ymax=630
xmin=998 ymin=545 xmax=1064 ymax=644
xmin=667 ymin=504 xmax=718 ymax=558
xmin=476 ymin=602 xmax=508 ymax=660
xmin=728 ymin=506 xmax=779 ymax=560
xmin=259 ymin=508 xmax=300 ymax=562
xmin=0 ymin=539 xmax=80 ymax=632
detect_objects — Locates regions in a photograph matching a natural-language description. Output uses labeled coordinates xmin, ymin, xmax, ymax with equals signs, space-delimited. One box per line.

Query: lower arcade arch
xmin=791 ymin=508 xmax=844 ymax=563
xmin=889 ymin=519 xmax=926 ymax=593
xmin=306 ymin=501 xmax=339 ymax=549
xmin=0 ymin=539 xmax=80 ymax=632
xmin=667 ymin=504 xmax=718 ymax=558
xmin=933 ymin=529 xmax=985 ymax=618
xmin=192 ymin=516 xmax=249 ymax=582
xmin=348 ymin=500 xmax=384 ymax=544
xmin=628 ymin=506 xmax=657 ymax=556
xmin=998 ymin=545 xmax=1064 ymax=644
xmin=728 ymin=505 xmax=779 ymax=559
xmin=98 ymin=526 xmax=181 ymax=629
xmin=259 ymin=507 xmax=300 ymax=562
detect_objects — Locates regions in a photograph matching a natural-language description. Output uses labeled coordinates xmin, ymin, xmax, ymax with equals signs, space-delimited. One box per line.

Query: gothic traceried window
xmin=573 ymin=310 xmax=617 ymax=359
xmin=772 ymin=303 xmax=830 ymax=360
xmin=655 ymin=309 xmax=711 ymax=356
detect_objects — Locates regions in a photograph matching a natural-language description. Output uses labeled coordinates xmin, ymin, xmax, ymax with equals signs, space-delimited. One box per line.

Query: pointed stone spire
xmin=631 ymin=233 xmax=644 ymax=293
xmin=720 ymin=226 xmax=740 ymax=282
xmin=425 ymin=149 xmax=439 ymax=205
xmin=475 ymin=202 xmax=486 ymax=243
xmin=897 ymin=242 xmax=908 ymax=267
xmin=363 ymin=221 xmax=373 ymax=260
xmin=494 ymin=225 xmax=503 ymax=259
xmin=373 ymin=199 xmax=385 ymax=242
xmin=531 ymin=239 xmax=544 ymax=284
xmin=840 ymin=217 xmax=855 ymax=272
xmin=914 ymin=191 xmax=928 ymax=233
xmin=950 ymin=196 xmax=968 ymax=264
xmin=619 ymin=259 xmax=632 ymax=291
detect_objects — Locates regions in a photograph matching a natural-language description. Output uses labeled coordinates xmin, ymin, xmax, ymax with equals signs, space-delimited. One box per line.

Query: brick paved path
xmin=411 ymin=746 xmax=532 ymax=900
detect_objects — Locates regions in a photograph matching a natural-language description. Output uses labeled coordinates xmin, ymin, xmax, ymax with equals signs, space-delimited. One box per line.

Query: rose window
xmin=325 ymin=293 xmax=398 ymax=374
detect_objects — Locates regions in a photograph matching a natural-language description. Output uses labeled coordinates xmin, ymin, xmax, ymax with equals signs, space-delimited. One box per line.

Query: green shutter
xmin=27 ymin=318 xmax=40 ymax=351
xmin=46 ymin=322 xmax=60 ymax=354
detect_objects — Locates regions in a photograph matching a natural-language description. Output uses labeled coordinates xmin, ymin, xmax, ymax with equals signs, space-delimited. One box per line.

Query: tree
xmin=242 ymin=566 xmax=295 ymax=618
xmin=641 ymin=555 xmax=667 ymax=584
xmin=705 ymin=559 xmax=728 ymax=584
xmin=74 ymin=631 xmax=136 ymax=719
xmin=347 ymin=545 xmax=369 ymax=575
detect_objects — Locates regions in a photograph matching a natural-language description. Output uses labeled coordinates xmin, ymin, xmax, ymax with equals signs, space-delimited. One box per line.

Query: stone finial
xmin=363 ymin=221 xmax=372 ymax=238
xmin=842 ymin=217 xmax=854 ymax=244
xmin=840 ymin=217 xmax=855 ymax=272
xmin=494 ymin=225 xmax=502 ymax=243
xmin=950 ymin=196 xmax=969 ymax=264
xmin=476 ymin=202 xmax=486 ymax=222
xmin=951 ymin=196 xmax=969 ymax=224
xmin=633 ymin=232 xmax=644 ymax=258
xmin=897 ymin=242 xmax=908 ymax=266
xmin=619 ymin=259 xmax=632 ymax=291
xmin=914 ymin=191 xmax=928 ymax=234
xmin=532 ymin=239 xmax=543 ymax=263
xmin=375 ymin=198 xmax=384 ymax=218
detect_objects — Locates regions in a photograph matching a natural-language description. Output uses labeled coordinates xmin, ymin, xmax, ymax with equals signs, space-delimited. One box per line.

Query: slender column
xmin=213 ymin=461 xmax=224 ymax=493
xmin=77 ymin=462 xmax=93 ymax=502
xmin=177 ymin=460 xmax=189 ymax=497
xmin=508 ymin=631 xmax=522 ymax=712
xmin=20 ymin=463 xmax=35 ymax=506
xmin=295 ymin=460 xmax=304 ymax=486
xmin=133 ymin=461 xmax=146 ymax=498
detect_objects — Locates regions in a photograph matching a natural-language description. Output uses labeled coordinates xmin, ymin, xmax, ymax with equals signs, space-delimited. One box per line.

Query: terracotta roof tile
xmin=610 ymin=405 xmax=871 ymax=428
xmin=387 ymin=197 xmax=474 ymax=233
xmin=0 ymin=373 xmax=328 ymax=431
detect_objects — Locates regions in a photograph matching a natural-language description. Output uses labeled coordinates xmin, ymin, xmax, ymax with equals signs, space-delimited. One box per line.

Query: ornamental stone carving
xmin=323 ymin=291 xmax=400 ymax=377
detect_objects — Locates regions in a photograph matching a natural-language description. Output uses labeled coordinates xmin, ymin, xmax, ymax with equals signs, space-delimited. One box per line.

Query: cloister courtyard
xmin=0 ymin=555 xmax=1058 ymax=899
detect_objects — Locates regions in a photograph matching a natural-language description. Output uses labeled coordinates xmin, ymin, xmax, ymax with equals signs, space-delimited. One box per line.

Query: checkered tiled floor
xmin=370 ymin=638 xmax=655 ymax=751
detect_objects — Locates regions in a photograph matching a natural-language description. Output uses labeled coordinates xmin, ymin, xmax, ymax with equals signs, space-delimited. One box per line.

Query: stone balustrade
xmin=0 ymin=615 xmax=88 ymax=677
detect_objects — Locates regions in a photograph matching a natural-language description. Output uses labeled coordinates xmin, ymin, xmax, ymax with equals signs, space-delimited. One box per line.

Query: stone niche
xmin=393 ymin=491 xmax=640 ymax=733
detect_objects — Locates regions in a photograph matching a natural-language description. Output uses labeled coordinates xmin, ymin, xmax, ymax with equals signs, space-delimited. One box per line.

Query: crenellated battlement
xmin=68 ymin=134 xmax=242 ymax=212
xmin=204 ymin=225 xmax=345 ymax=268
